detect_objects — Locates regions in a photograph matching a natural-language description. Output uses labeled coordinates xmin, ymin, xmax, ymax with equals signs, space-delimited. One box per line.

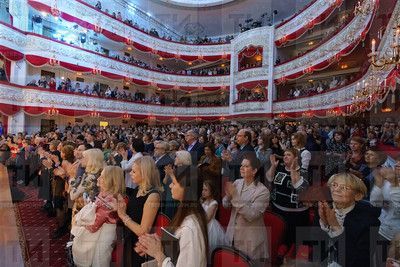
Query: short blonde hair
xmin=328 ymin=172 xmax=367 ymax=198
xmin=175 ymin=150 xmax=192 ymax=166
xmin=83 ymin=148 xmax=104 ymax=174
xmin=134 ymin=156 xmax=163 ymax=194
xmin=101 ymin=166 xmax=126 ymax=196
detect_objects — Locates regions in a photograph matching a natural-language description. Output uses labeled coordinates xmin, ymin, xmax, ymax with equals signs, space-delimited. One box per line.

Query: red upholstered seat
xmin=217 ymin=205 xmax=231 ymax=230
xmin=263 ymin=211 xmax=286 ymax=266
xmin=212 ymin=246 xmax=254 ymax=267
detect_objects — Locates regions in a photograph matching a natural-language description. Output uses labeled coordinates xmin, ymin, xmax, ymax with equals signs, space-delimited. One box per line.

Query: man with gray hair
xmin=185 ymin=129 xmax=204 ymax=164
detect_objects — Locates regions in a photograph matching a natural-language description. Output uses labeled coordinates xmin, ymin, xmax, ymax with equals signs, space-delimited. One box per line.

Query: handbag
xmin=71 ymin=201 xmax=96 ymax=238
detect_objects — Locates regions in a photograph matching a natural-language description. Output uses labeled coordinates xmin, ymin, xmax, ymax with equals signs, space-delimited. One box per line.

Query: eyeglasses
xmin=329 ymin=182 xmax=353 ymax=192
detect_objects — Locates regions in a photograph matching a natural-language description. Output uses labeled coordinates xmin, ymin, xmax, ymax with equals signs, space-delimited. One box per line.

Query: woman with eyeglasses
xmin=318 ymin=172 xmax=381 ymax=267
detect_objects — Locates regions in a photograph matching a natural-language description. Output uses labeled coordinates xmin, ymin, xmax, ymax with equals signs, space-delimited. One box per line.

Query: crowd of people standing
xmin=1 ymin=119 xmax=400 ymax=266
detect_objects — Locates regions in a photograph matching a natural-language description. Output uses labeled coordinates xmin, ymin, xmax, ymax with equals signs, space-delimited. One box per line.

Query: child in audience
xmin=200 ymin=180 xmax=226 ymax=258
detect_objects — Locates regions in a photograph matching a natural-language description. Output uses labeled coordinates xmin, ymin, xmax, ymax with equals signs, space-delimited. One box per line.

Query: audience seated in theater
xmin=27 ymin=79 xmax=38 ymax=86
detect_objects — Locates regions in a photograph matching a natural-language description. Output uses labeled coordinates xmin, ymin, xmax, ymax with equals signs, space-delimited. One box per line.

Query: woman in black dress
xmin=115 ymin=156 xmax=163 ymax=266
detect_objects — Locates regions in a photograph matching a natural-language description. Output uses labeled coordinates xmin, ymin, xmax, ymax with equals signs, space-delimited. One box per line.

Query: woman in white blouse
xmin=137 ymin=166 xmax=208 ymax=267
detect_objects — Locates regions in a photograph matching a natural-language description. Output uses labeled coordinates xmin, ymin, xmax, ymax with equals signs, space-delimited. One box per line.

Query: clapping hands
xmin=318 ymin=201 xmax=340 ymax=229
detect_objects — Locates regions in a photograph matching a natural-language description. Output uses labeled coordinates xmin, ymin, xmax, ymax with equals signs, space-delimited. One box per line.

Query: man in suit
xmin=120 ymin=138 xmax=144 ymax=189
xmin=85 ymin=130 xmax=102 ymax=149
xmin=222 ymin=129 xmax=255 ymax=181
xmin=154 ymin=141 xmax=175 ymax=217
xmin=154 ymin=141 xmax=174 ymax=181
xmin=184 ymin=130 xmax=204 ymax=165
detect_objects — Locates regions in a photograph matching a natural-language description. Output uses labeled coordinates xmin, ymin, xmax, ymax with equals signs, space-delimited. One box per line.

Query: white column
xmin=9 ymin=0 xmax=29 ymax=31
xmin=7 ymin=111 xmax=25 ymax=134
xmin=9 ymin=60 xmax=28 ymax=86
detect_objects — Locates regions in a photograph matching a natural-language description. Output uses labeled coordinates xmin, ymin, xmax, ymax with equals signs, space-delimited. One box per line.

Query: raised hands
xmin=270 ymin=154 xmax=279 ymax=168
xmin=225 ymin=181 xmax=236 ymax=199
xmin=318 ymin=201 xmax=340 ymax=229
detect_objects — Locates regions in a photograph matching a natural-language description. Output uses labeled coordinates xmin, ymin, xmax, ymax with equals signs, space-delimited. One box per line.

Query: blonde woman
xmin=70 ymin=148 xmax=104 ymax=218
xmin=114 ymin=156 xmax=163 ymax=266
xmin=72 ymin=166 xmax=125 ymax=267
xmin=318 ymin=173 xmax=381 ymax=267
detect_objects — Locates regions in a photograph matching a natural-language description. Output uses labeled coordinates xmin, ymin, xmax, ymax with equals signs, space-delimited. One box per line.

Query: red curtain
xmin=0 ymin=45 xmax=24 ymax=61
xmin=28 ymin=0 xmax=227 ymax=62
xmin=102 ymin=30 xmax=126 ymax=43
xmin=238 ymin=46 xmax=263 ymax=61
xmin=275 ymin=0 xmax=342 ymax=46
xmin=236 ymin=80 xmax=268 ymax=89
xmin=180 ymin=55 xmax=199 ymax=62
xmin=60 ymin=62 xmax=92 ymax=72
xmin=157 ymin=84 xmax=175 ymax=90
xmin=132 ymin=78 xmax=150 ymax=86
xmin=26 ymin=55 xmax=49 ymax=66
xmin=0 ymin=103 xmax=21 ymax=116
xmin=5 ymin=59 xmax=11 ymax=82
xmin=101 ymin=71 xmax=125 ymax=80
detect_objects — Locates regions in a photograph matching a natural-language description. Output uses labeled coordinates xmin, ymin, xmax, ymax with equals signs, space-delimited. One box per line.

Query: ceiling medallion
xmin=157 ymin=0 xmax=236 ymax=8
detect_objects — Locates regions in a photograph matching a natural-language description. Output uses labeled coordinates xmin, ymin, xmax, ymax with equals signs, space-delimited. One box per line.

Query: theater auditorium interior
xmin=0 ymin=0 xmax=400 ymax=266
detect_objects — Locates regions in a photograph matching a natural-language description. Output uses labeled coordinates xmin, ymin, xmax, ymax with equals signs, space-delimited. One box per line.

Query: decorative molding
xmin=0 ymin=84 xmax=229 ymax=116
xmin=233 ymin=101 xmax=267 ymax=113
xmin=0 ymin=24 xmax=229 ymax=87
xmin=273 ymin=0 xmax=400 ymax=113
xmin=274 ymin=0 xmax=375 ymax=79
xmin=154 ymin=0 xmax=236 ymax=8
xmin=275 ymin=0 xmax=339 ymax=41
xmin=34 ymin=0 xmax=231 ymax=56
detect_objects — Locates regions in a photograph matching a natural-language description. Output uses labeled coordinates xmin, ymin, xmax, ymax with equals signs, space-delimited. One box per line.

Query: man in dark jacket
xmin=222 ymin=129 xmax=255 ymax=181
xmin=184 ymin=130 xmax=204 ymax=165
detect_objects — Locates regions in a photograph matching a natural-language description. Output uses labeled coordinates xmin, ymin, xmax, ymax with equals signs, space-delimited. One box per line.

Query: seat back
xmin=212 ymin=246 xmax=253 ymax=267
xmin=263 ymin=210 xmax=286 ymax=266
xmin=153 ymin=213 xmax=171 ymax=237
xmin=217 ymin=205 xmax=231 ymax=230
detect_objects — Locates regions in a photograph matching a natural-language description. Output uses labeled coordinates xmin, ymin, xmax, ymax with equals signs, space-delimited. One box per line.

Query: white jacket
xmin=370 ymin=181 xmax=400 ymax=240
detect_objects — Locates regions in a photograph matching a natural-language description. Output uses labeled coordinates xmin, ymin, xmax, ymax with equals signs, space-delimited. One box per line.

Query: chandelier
xmin=172 ymin=117 xmax=179 ymax=123
xmin=301 ymin=110 xmax=313 ymax=118
xmin=369 ymin=24 xmax=400 ymax=69
xmin=122 ymin=113 xmax=131 ymax=119
xmin=348 ymin=75 xmax=388 ymax=113
xmin=90 ymin=110 xmax=100 ymax=118
xmin=276 ymin=113 xmax=287 ymax=119
xmin=50 ymin=0 xmax=60 ymax=17
xmin=326 ymin=107 xmax=343 ymax=117
xmin=92 ymin=67 xmax=101 ymax=75
xmin=195 ymin=117 xmax=202 ymax=122
xmin=47 ymin=106 xmax=59 ymax=116
xmin=94 ymin=22 xmax=103 ymax=33
xmin=49 ymin=56 xmax=59 ymax=66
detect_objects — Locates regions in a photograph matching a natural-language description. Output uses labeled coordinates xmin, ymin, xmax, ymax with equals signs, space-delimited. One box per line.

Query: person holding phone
xmin=137 ymin=166 xmax=208 ymax=267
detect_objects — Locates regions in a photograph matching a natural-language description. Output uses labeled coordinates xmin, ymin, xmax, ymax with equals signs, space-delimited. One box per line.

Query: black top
xmin=124 ymin=187 xmax=160 ymax=267
xmin=271 ymin=164 xmax=309 ymax=210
